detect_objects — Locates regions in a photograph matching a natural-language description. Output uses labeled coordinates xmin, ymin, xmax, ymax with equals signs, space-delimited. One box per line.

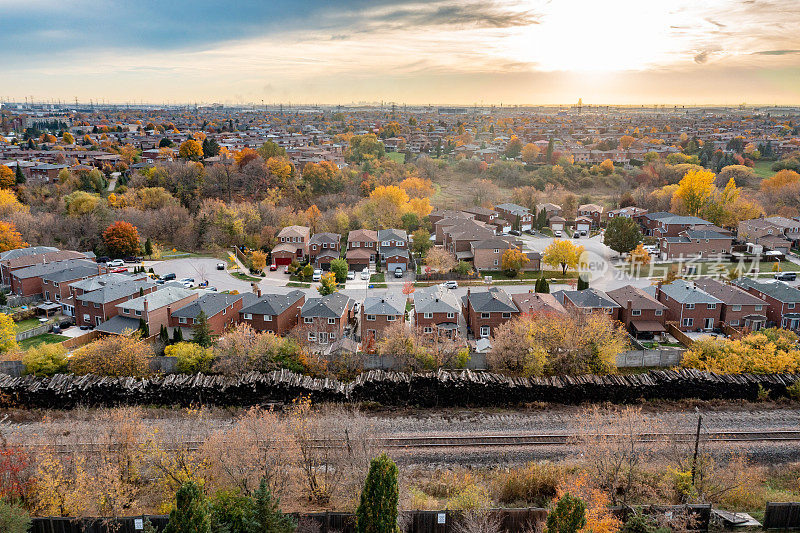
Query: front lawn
xmin=481 ymin=270 xmax=579 ymax=280
xmin=630 ymin=260 xmax=800 ymax=278
xmin=387 ymin=152 xmax=405 ymax=164
xmin=752 ymin=160 xmax=775 ymax=179
xmin=370 ymin=273 xmax=385 ymax=283
xmin=20 ymin=333 xmax=68 ymax=351
xmin=286 ymin=282 xmax=311 ymax=288
xmin=230 ymin=271 xmax=261 ymax=282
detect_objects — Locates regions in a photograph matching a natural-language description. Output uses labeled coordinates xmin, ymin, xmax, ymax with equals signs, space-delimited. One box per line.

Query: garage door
xmin=273 ymin=255 xmax=292 ymax=266
xmin=387 ymin=262 xmax=406 ymax=272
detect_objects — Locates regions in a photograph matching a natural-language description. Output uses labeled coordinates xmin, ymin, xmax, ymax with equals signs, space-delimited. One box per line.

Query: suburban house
xmin=470 ymin=238 xmax=540 ymax=272
xmin=97 ymin=286 xmax=198 ymax=336
xmin=300 ymin=292 xmax=352 ymax=347
xmin=536 ymin=203 xmax=562 ymax=220
xmin=429 ymin=209 xmax=472 ymax=226
xmin=377 ymin=229 xmax=410 ymax=272
xmin=463 ymin=206 xmax=509 ymax=234
xmin=734 ymin=278 xmax=800 ymax=331
xmin=693 ymin=278 xmax=768 ymax=331
xmin=441 ymin=221 xmax=497 ymax=261
xmin=346 ymin=229 xmax=378 ymax=270
xmin=70 ymin=275 xmax=156 ymax=327
xmin=765 ymin=216 xmax=800 ymax=241
xmin=577 ymin=204 xmax=604 ymax=228
xmin=271 ymin=225 xmax=310 ymax=265
xmin=308 ymin=232 xmax=341 ymax=270
xmin=238 ymin=290 xmax=306 ymax=335
xmin=574 ymin=216 xmax=592 ymax=234
xmin=549 ymin=216 xmax=566 ymax=234
xmin=0 ymin=246 xmax=58 ymax=284
xmin=642 ymin=212 xmax=710 ymax=237
xmin=511 ymin=291 xmax=567 ymax=316
xmin=1 ymin=248 xmax=91 ymax=286
xmin=10 ymin=258 xmax=103 ymax=297
xmin=414 ymin=284 xmax=461 ymax=338
xmin=495 ymin=203 xmax=533 ymax=231
xmin=169 ymin=292 xmax=255 ymax=337
xmin=606 ymin=206 xmax=647 ymax=221
xmin=361 ymin=291 xmax=406 ymax=345
xmin=659 ymin=229 xmax=734 ymax=260
xmin=654 ymin=279 xmax=722 ymax=331
xmin=606 ymin=285 xmax=667 ymax=338
xmin=434 ymin=214 xmax=477 ymax=245
xmin=41 ymin=264 xmax=103 ymax=302
xmin=462 ymin=287 xmax=519 ymax=338
xmin=738 ymin=218 xmax=793 ymax=253
xmin=553 ymin=288 xmax=621 ymax=319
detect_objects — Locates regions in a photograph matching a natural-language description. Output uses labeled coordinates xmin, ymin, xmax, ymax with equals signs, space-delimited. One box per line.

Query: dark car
xmin=509 ymin=230 xmax=521 ymax=236
xmin=161 ymin=273 xmax=176 ymax=281
xmin=775 ymin=272 xmax=797 ymax=281
xmin=123 ymin=256 xmax=142 ymax=263
xmin=96 ymin=256 xmax=110 ymax=264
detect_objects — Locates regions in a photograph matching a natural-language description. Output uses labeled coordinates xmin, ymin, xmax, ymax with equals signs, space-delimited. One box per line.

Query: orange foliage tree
xmin=103 ymin=221 xmax=141 ymax=258
xmin=0 ymin=221 xmax=27 ymax=253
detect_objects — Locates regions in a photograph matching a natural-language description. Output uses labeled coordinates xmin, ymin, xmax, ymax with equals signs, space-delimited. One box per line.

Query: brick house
xmin=300 ymin=292 xmax=353 ymax=347
xmin=97 ymin=287 xmax=198 ymax=336
xmin=308 ymin=232 xmax=341 ymax=269
xmin=10 ymin=259 xmax=102 ymax=297
xmin=169 ymin=292 xmax=256 ymax=337
xmin=659 ymin=229 xmax=733 ymax=260
xmin=549 ymin=216 xmax=566 ymax=234
xmin=361 ymin=291 xmax=406 ymax=345
xmin=606 ymin=285 xmax=667 ymax=338
xmin=377 ymin=229 xmax=409 ymax=272
xmin=535 ymin=203 xmax=562 ymax=221
xmin=1 ymin=249 xmax=90 ymax=287
xmin=734 ymin=278 xmax=800 ymax=331
xmin=471 ymin=238 xmax=540 ymax=272
xmin=71 ymin=276 xmax=156 ymax=327
xmin=738 ymin=218 xmax=793 ymax=252
xmin=642 ymin=212 xmax=710 ymax=237
xmin=577 ymin=204 xmax=604 ymax=228
xmin=0 ymin=246 xmax=58 ymax=285
xmin=765 ymin=216 xmax=800 ymax=242
xmin=511 ymin=292 xmax=567 ymax=316
xmin=693 ymin=278 xmax=767 ymax=331
xmin=442 ymin=222 xmax=497 ymax=261
xmin=606 ymin=206 xmax=647 ymax=222
xmin=553 ymin=288 xmax=621 ymax=319
xmin=414 ymin=284 xmax=460 ymax=338
xmin=462 ymin=287 xmax=519 ymax=338
xmin=41 ymin=264 xmax=102 ymax=303
xmin=654 ymin=279 xmax=722 ymax=331
xmin=238 ymin=290 xmax=306 ymax=335
xmin=346 ymin=229 xmax=378 ymax=269
xmin=462 ymin=206 xmax=509 ymax=234
xmin=495 ymin=203 xmax=533 ymax=231
xmin=272 ymin=225 xmax=310 ymax=265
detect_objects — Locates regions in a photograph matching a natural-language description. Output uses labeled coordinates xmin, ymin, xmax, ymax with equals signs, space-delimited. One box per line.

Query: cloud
xmin=694 ymin=50 xmax=712 ymax=63
xmin=754 ymin=49 xmax=800 ymax=55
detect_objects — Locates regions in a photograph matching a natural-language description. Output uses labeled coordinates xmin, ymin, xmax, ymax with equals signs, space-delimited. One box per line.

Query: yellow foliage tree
xmin=627 ymin=243 xmax=651 ymax=266
xmin=542 ymin=239 xmax=585 ymax=275
xmin=251 ymin=250 xmax=267 ymax=271
xmin=0 ymin=165 xmax=14 ymax=188
xmin=0 ymin=189 xmax=27 ymax=218
xmin=62 ymin=132 xmax=75 ymax=144
xmin=521 ymin=143 xmax=540 ymax=165
xmin=178 ymin=139 xmax=203 ymax=161
xmin=0 ymin=221 xmax=27 ymax=253
xmin=599 ymin=159 xmax=615 ymax=176
xmin=70 ymin=334 xmax=154 ymax=377
xmin=501 ymin=247 xmax=529 ymax=276
xmin=672 ymin=169 xmax=716 ymax=217
xmin=682 ymin=328 xmax=800 ymax=374
xmin=0 ymin=312 xmax=18 ymax=354
xmin=399 ymin=176 xmax=435 ymax=198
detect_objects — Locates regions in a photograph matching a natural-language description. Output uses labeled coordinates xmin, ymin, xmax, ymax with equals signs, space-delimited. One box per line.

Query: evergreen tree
xmin=356 ymin=454 xmax=399 ymax=533
xmin=144 ymin=238 xmax=153 ymax=257
xmin=546 ymin=137 xmax=554 ymax=164
xmin=14 ymin=164 xmax=25 ymax=184
xmin=193 ymin=311 xmax=213 ymax=348
xmin=243 ymin=478 xmax=295 ymax=533
xmin=535 ymin=276 xmax=550 ymax=294
xmin=546 ymin=494 xmax=586 ymax=533
xmin=139 ymin=318 xmax=149 ymax=337
xmin=603 ymin=217 xmax=642 ymax=257
xmin=577 ymin=275 xmax=589 ymax=290
xmin=166 ymin=481 xmax=211 ymax=533
xmin=172 ymin=327 xmax=183 ymax=343
xmin=160 ymin=324 xmax=169 ymax=344
xmin=0 ymin=291 xmax=6 ymax=306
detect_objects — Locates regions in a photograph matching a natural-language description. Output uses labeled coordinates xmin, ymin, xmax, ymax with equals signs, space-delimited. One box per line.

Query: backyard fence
xmin=763 ymin=502 xmax=800 ymax=529
xmin=16 ymin=322 xmax=53 ymax=341
xmin=616 ymin=349 xmax=684 ymax=368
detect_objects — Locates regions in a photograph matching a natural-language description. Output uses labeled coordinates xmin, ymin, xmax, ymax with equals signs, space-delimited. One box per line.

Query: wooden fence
xmin=16 ymin=322 xmax=53 ymax=341
xmin=764 ymin=502 xmax=800 ymax=529
xmin=616 ymin=349 xmax=684 ymax=368
xmin=61 ymin=330 xmax=100 ymax=350
xmin=666 ymin=322 xmax=695 ymax=347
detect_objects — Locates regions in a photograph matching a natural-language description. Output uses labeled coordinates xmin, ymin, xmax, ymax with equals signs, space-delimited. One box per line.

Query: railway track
xmin=9 ymin=430 xmax=800 ymax=454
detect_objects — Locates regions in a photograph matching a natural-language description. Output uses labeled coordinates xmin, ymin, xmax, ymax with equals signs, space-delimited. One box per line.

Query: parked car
xmin=347 ymin=270 xmax=355 ymax=280
xmin=442 ymin=280 xmax=458 ymax=289
xmin=360 ymin=268 xmax=370 ymax=280
xmin=180 ymin=278 xmax=196 ymax=288
xmin=216 ymin=262 xmax=225 ymax=270
xmin=96 ymin=256 xmax=110 ymax=264
xmin=573 ymin=232 xmax=580 ymax=239
xmin=580 ymin=231 xmax=588 ymax=237
xmin=123 ymin=256 xmax=142 ymax=263
xmin=269 ymin=264 xmax=278 ymax=271
xmin=554 ymin=231 xmax=562 ymax=237
xmin=312 ymin=269 xmax=322 ymax=282
xmin=110 ymin=267 xmax=128 ymax=273
xmin=509 ymin=230 xmax=521 ymax=236
xmin=107 ymin=259 xmax=124 ymax=267
xmin=394 ymin=267 xmax=404 ymax=278
xmin=161 ymin=273 xmax=176 ymax=281
xmin=775 ymin=272 xmax=797 ymax=281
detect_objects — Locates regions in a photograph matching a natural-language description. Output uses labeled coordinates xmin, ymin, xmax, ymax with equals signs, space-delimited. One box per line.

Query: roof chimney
xmin=627 ymin=299 xmax=632 ymax=311
xmin=143 ymin=296 xmax=149 ymax=317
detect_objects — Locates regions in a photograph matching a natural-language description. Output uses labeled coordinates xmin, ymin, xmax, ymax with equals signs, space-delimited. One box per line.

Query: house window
xmin=755 ymin=306 xmax=763 ymax=312
xmin=329 ymin=333 xmax=336 ymax=341
xmin=655 ymin=309 xmax=663 ymax=316
xmin=123 ymin=308 xmax=129 ymax=314
xmin=481 ymin=312 xmax=490 ymax=319
xmin=789 ymin=303 xmax=796 ymax=310
xmin=682 ymin=318 xmax=694 ymax=327
xmin=319 ymin=332 xmax=328 ymax=344
xmin=387 ymin=315 xmax=396 ymax=321
xmin=731 ymin=305 xmax=741 ymax=312
xmin=447 ymin=312 xmax=455 ymax=319
xmin=424 ymin=312 xmax=433 ymax=319
xmin=366 ymin=314 xmax=376 ymax=321
xmin=631 ymin=309 xmax=642 ymax=316
xmin=179 ymin=317 xmax=187 ymax=324
xmin=304 ymin=317 xmax=313 ymax=324
xmin=222 ymin=308 xmax=226 ymax=315
xmin=502 ymin=312 xmax=511 ymax=318
xmin=493 ymin=259 xmax=498 ymax=266
xmin=730 ymin=320 xmax=740 ymax=326
xmin=328 ymin=318 xmax=336 ymax=324
xmin=382 ymin=241 xmax=390 ymax=246
xmin=707 ymin=303 xmax=716 ymax=309
xmin=308 ymin=332 xmax=316 ymax=341
xmin=479 ymin=326 xmax=490 ymax=337
xmin=135 ymin=310 xmax=142 ymax=316
xmin=494 ymin=249 xmax=500 ymax=254
xmin=424 ymin=326 xmax=433 ymax=334
xmin=94 ymin=303 xmax=100 ymax=308
xmin=265 ymin=315 xmax=272 ymax=321
xmin=243 ymin=313 xmax=252 ymax=320
xmin=685 ymin=304 xmax=695 ymax=310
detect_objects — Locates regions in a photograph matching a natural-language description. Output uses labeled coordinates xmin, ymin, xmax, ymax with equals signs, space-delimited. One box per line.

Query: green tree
xmin=535 ymin=276 xmax=550 ymax=294
xmin=0 ymin=500 xmax=31 ymax=533
xmin=411 ymin=229 xmax=432 ymax=256
xmin=545 ymin=494 xmax=586 ymax=533
xmin=172 ymin=326 xmax=184 ymax=343
xmin=577 ymin=275 xmax=589 ymax=290
xmin=603 ymin=217 xmax=642 ymax=257
xmin=210 ymin=489 xmax=252 ymax=533
xmin=14 ymin=164 xmax=25 ymax=184
xmin=330 ymin=258 xmax=349 ymax=284
xmin=257 ymin=141 xmax=286 ymax=160
xmin=193 ymin=311 xmax=213 ymax=347
xmin=244 ymin=478 xmax=296 ymax=533
xmin=139 ymin=318 xmax=150 ymax=338
xmin=144 ymin=237 xmax=153 ymax=257
xmin=400 ymin=212 xmax=420 ymax=232
xmin=160 ymin=324 xmax=169 ymax=344
xmin=166 ymin=481 xmax=211 ymax=533
xmin=301 ymin=264 xmax=314 ymax=281
xmin=356 ymin=454 xmax=399 ymax=533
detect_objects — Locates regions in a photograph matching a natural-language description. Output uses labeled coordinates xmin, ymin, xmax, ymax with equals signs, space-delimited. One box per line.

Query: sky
xmin=1 ymin=0 xmax=799 ymax=105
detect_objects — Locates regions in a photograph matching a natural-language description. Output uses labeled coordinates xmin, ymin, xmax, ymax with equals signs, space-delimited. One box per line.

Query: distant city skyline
xmin=2 ymin=0 xmax=799 ymax=105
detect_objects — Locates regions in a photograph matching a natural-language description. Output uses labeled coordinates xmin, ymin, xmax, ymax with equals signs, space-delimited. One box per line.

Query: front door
xmin=704 ymin=318 xmax=714 ymax=330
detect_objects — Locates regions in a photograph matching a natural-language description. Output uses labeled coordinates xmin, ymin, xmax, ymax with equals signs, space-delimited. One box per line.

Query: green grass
xmin=539 ymin=228 xmax=554 ymax=237
xmin=631 ymin=260 xmax=800 ymax=278
xmin=370 ymin=273 xmax=385 ymax=283
xmin=481 ymin=269 xmax=579 ymax=280
xmin=370 ymin=283 xmax=388 ymax=288
xmin=286 ymin=282 xmax=311 ymax=288
xmin=230 ymin=271 xmax=261 ymax=282
xmin=14 ymin=318 xmax=42 ymax=334
xmin=387 ymin=152 xmax=405 ymax=164
xmin=752 ymin=160 xmax=775 ymax=179
xmin=19 ymin=333 xmax=68 ymax=351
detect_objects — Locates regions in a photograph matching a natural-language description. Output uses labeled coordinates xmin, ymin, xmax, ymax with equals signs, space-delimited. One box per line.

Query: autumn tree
xmin=0 ymin=313 xmax=18 ymax=355
xmin=62 ymin=132 xmax=75 ymax=144
xmin=318 ymin=272 xmax=338 ymax=296
xmin=347 ymin=134 xmax=385 ymax=162
xmin=501 ymin=247 xmax=529 ymax=277
xmin=603 ymin=217 xmax=642 ymax=257
xmin=599 ymin=159 xmax=615 ymax=176
xmin=619 ymin=135 xmax=635 ymax=149
xmin=398 ymin=176 xmax=435 ymax=199
xmin=0 ymin=221 xmax=26 ymax=253
xmin=69 ymin=333 xmax=154 ymax=377
xmin=257 ymin=140 xmax=286 ymax=160
xmin=22 ymin=344 xmax=68 ymax=376
xmin=178 ymin=139 xmax=203 ymax=161
xmin=424 ymin=248 xmax=457 ymax=273
xmin=542 ymin=240 xmax=584 ymax=275
xmin=521 ymin=143 xmax=540 ymax=165
xmin=103 ymin=221 xmax=141 ymax=258
xmin=0 ymin=166 xmax=14 ymax=189
xmin=672 ymin=169 xmax=715 ymax=216
xmin=504 ymin=136 xmax=523 ymax=159
xmin=251 ymin=250 xmax=267 ymax=272
xmin=682 ymin=328 xmax=800 ymax=374
xmin=627 ymin=244 xmax=651 ymax=266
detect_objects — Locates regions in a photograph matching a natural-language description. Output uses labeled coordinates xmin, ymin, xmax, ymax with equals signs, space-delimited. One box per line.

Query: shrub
xmin=166 ymin=481 xmax=211 ymax=533
xmin=546 ymin=494 xmax=586 ymax=533
xmin=69 ymin=333 xmax=154 ymax=377
xmin=0 ymin=500 xmax=30 ymax=533
xmin=165 ymin=342 xmax=215 ymax=374
xmin=22 ymin=343 xmax=68 ymax=376
xmin=494 ymin=462 xmax=562 ymax=507
xmin=209 ymin=489 xmax=252 ymax=533
xmin=356 ymin=454 xmax=399 ymax=533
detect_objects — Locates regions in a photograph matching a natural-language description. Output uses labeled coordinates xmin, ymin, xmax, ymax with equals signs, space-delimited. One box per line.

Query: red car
xmin=111 ymin=267 xmax=128 ymax=273
xmin=269 ymin=264 xmax=278 ymax=271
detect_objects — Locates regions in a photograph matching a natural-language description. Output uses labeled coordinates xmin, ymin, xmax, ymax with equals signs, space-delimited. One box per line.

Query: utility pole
xmin=690 ymin=412 xmax=703 ymax=487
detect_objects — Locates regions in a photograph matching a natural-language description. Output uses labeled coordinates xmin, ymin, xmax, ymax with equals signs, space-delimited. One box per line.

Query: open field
xmin=752 ymin=160 xmax=776 ymax=179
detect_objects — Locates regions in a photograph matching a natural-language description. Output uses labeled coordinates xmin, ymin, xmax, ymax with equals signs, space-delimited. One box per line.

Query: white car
xmin=347 ymin=270 xmax=355 ymax=280
xmin=442 ymin=280 xmax=458 ymax=290
xmin=312 ymin=269 xmax=322 ymax=282
xmin=360 ymin=268 xmax=370 ymax=280
xmin=107 ymin=259 xmax=124 ymax=267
